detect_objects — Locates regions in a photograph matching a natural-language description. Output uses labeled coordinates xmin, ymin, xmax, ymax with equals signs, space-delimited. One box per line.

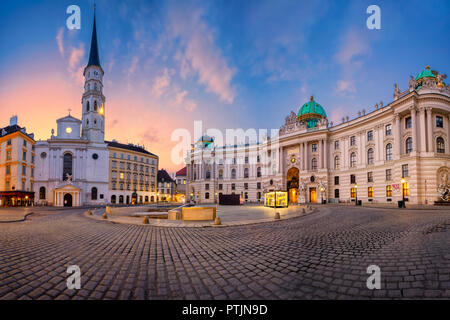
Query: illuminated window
xmin=402 ymin=182 xmax=410 ymax=197
xmin=386 ymin=185 xmax=392 ymax=197
xmin=350 ymin=188 xmax=356 ymax=198
xmin=120 ymin=172 xmax=124 ymax=179
xmin=368 ymin=187 xmax=373 ymax=198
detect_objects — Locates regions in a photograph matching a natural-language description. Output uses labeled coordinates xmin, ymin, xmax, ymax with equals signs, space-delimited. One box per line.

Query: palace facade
xmin=186 ymin=66 xmax=450 ymax=205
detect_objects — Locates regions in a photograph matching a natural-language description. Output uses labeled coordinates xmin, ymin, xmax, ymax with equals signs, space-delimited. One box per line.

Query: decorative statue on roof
xmin=393 ymin=83 xmax=401 ymax=100
xmin=408 ymin=75 xmax=416 ymax=91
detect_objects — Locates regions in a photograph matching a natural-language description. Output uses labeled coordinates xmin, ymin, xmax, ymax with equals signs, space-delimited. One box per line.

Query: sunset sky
xmin=1 ymin=0 xmax=449 ymax=172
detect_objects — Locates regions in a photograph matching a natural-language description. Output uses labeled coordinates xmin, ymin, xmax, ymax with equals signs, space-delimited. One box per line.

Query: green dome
xmin=416 ymin=65 xmax=436 ymax=81
xmin=297 ymin=96 xmax=327 ymax=128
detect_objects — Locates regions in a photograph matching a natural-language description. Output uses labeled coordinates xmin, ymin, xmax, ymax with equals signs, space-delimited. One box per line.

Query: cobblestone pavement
xmin=0 ymin=206 xmax=450 ymax=300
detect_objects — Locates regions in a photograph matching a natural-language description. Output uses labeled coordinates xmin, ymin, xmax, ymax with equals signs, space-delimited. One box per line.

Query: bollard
xmin=274 ymin=212 xmax=280 ymax=219
xmin=214 ymin=217 xmax=222 ymax=225
xmin=87 ymin=210 xmax=92 ymax=215
xmin=143 ymin=216 xmax=149 ymax=224
xmin=102 ymin=213 xmax=107 ymax=220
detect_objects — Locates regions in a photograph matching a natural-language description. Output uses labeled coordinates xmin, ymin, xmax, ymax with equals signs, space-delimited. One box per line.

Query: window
xmin=94 ymin=100 xmax=98 ymax=111
xmin=22 ymin=165 xmax=26 ymax=175
xmin=112 ymin=183 xmax=116 ymax=190
xmin=402 ymin=164 xmax=409 ymax=178
xmin=7 ymin=139 xmax=11 ymax=146
xmin=350 ymin=152 xmax=356 ymax=167
xmin=386 ymin=169 xmax=392 ymax=181
xmin=63 ymin=153 xmax=73 ymax=180
xmin=312 ymin=144 xmax=317 ymax=152
xmin=386 ymin=143 xmax=393 ymax=161
xmin=350 ymin=136 xmax=356 ymax=146
xmin=257 ymin=155 xmax=261 ymax=163
xmin=205 ymin=192 xmax=209 ymax=199
xmin=219 ymin=169 xmax=223 ymax=179
xmin=350 ymin=174 xmax=356 ymax=184
xmin=231 ymin=169 xmax=236 ymax=179
xmin=367 ymin=172 xmax=373 ymax=182
xmin=386 ymin=185 xmax=392 ymax=197
xmin=368 ymin=187 xmax=374 ymax=198
xmin=245 ymin=156 xmax=249 ymax=164
xmin=405 ymin=137 xmax=413 ymax=154
xmin=205 ymin=169 xmax=211 ymax=179
xmin=436 ymin=116 xmax=443 ymax=128
xmin=218 ymin=184 xmax=223 ymax=190
xmin=23 ymin=151 xmax=27 ymax=161
xmin=350 ymin=188 xmax=356 ymax=198
xmin=367 ymin=148 xmax=374 ymax=164
xmin=257 ymin=167 xmax=261 ymax=177
xmin=437 ymin=137 xmax=445 ymax=153
xmin=334 ymin=189 xmax=340 ymax=198
xmin=231 ymin=183 xmax=236 ymax=191
xmin=244 ymin=168 xmax=249 ymax=178
xmin=91 ymin=187 xmax=98 ymax=200
xmin=385 ymin=124 xmax=392 ymax=136
xmin=402 ymin=182 xmax=410 ymax=197
xmin=205 ymin=184 xmax=209 ymax=190
xmin=257 ymin=182 xmax=261 ymax=189
xmin=244 ymin=183 xmax=248 ymax=190
xmin=334 ymin=156 xmax=340 ymax=170
xmin=367 ymin=130 xmax=373 ymax=141
xmin=5 ymin=165 xmax=10 ymax=175
xmin=6 ymin=150 xmax=11 ymax=160
xmin=86 ymin=101 xmax=90 ymax=111
xmin=39 ymin=187 xmax=46 ymax=200
xmin=405 ymin=117 xmax=412 ymax=129
xmin=334 ymin=141 xmax=339 ymax=150
xmin=23 ymin=140 xmax=27 ymax=147
xmin=311 ymin=158 xmax=317 ymax=170
xmin=5 ymin=181 xmax=10 ymax=190
xmin=334 ymin=176 xmax=339 ymax=185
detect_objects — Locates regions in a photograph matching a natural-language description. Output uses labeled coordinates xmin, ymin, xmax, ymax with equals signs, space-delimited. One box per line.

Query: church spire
xmin=87 ymin=6 xmax=101 ymax=68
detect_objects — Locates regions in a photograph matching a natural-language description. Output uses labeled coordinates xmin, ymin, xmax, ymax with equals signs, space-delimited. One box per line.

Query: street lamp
xmin=401 ymin=178 xmax=406 ymax=207
xmin=319 ymin=186 xmax=325 ymax=204
xmin=354 ymin=183 xmax=358 ymax=206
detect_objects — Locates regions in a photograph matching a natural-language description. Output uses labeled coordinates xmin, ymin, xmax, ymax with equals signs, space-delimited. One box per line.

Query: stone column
xmin=377 ymin=125 xmax=383 ymax=161
xmin=410 ymin=106 xmax=417 ymax=153
xmin=419 ymin=108 xmax=427 ymax=153
xmin=324 ymin=139 xmax=328 ymax=169
xmin=448 ymin=115 xmax=450 ymax=155
xmin=304 ymin=142 xmax=308 ymax=171
xmin=358 ymin=132 xmax=363 ymax=165
xmin=394 ymin=113 xmax=401 ymax=158
xmin=320 ymin=140 xmax=324 ymax=169
xmin=374 ymin=127 xmax=380 ymax=161
xmin=426 ymin=107 xmax=433 ymax=152
xmin=300 ymin=143 xmax=304 ymax=171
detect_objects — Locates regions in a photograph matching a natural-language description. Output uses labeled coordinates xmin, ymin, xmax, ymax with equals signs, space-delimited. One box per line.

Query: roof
xmin=416 ymin=65 xmax=436 ymax=81
xmin=56 ymin=114 xmax=82 ymax=123
xmin=87 ymin=12 xmax=101 ymax=68
xmin=0 ymin=124 xmax=35 ymax=141
xmin=297 ymin=96 xmax=327 ymax=118
xmin=158 ymin=169 xmax=174 ymax=183
xmin=197 ymin=134 xmax=214 ymax=143
xmin=106 ymin=140 xmax=157 ymax=157
xmin=175 ymin=166 xmax=187 ymax=176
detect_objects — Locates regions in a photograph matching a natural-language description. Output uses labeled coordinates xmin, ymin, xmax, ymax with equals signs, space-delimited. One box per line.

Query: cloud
xmin=335 ymin=80 xmax=356 ymax=94
xmin=127 ymin=56 xmax=139 ymax=76
xmin=168 ymin=8 xmax=236 ymax=104
xmin=329 ymin=106 xmax=347 ymax=124
xmin=56 ymin=27 xmax=64 ymax=57
xmin=152 ymin=68 xmax=171 ymax=98
xmin=67 ymin=45 xmax=85 ymax=85
xmin=171 ymin=90 xmax=197 ymax=112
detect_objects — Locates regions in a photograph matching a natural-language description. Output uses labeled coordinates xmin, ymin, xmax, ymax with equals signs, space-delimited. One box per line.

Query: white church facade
xmin=33 ymin=10 xmax=158 ymax=207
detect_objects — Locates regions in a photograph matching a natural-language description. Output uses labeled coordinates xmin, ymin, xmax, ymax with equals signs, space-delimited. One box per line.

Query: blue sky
xmin=0 ymin=0 xmax=449 ymax=170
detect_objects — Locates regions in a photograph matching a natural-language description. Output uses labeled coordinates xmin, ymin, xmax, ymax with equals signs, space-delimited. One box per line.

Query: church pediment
xmin=55 ymin=182 xmax=81 ymax=191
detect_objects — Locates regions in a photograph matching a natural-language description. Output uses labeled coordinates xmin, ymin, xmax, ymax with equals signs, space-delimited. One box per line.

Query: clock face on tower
xmin=66 ymin=127 xmax=72 ymax=134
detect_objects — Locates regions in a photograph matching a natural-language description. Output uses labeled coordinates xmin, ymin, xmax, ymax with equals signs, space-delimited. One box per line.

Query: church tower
xmin=81 ymin=7 xmax=105 ymax=143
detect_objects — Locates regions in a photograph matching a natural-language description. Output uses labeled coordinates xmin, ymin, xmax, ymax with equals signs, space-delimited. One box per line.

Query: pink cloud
xmin=56 ymin=27 xmax=64 ymax=57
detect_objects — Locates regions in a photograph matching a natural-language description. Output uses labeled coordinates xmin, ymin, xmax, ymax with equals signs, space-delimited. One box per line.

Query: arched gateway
xmin=286 ymin=167 xmax=299 ymax=203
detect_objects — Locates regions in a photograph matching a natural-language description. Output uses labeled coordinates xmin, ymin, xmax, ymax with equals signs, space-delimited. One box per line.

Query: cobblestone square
xmin=1 ymin=206 xmax=450 ymax=300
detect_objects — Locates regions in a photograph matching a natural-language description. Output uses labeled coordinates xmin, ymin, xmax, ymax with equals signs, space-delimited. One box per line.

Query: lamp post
xmin=401 ymin=178 xmax=406 ymax=207
xmin=319 ymin=186 xmax=325 ymax=204
xmin=354 ymin=183 xmax=358 ymax=206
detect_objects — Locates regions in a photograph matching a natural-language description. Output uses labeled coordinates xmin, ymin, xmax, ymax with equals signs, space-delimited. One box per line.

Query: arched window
xmin=437 ymin=137 xmax=445 ymax=153
xmin=151 ymin=196 xmax=154 ymax=202
xmin=39 ymin=186 xmax=46 ymax=200
xmin=386 ymin=143 xmax=393 ymax=161
xmin=231 ymin=168 xmax=236 ymax=179
xmin=334 ymin=156 xmax=340 ymax=170
xmin=91 ymin=187 xmax=98 ymax=200
xmin=94 ymin=100 xmax=98 ymax=111
xmin=63 ymin=153 xmax=73 ymax=180
xmin=311 ymin=158 xmax=317 ymax=170
xmin=111 ymin=195 xmax=116 ymax=204
xmin=86 ymin=101 xmax=90 ymax=112
xmin=367 ymin=148 xmax=374 ymax=164
xmin=257 ymin=167 xmax=261 ymax=177
xmin=350 ymin=152 xmax=356 ymax=167
xmin=119 ymin=195 xmax=124 ymax=204
xmin=145 ymin=196 xmax=149 ymax=203
xmin=244 ymin=167 xmax=249 ymax=178
xmin=405 ymin=137 xmax=413 ymax=154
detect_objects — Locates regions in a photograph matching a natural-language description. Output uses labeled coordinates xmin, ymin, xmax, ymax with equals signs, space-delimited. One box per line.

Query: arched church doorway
xmin=64 ymin=193 xmax=73 ymax=207
xmin=286 ymin=167 xmax=299 ymax=203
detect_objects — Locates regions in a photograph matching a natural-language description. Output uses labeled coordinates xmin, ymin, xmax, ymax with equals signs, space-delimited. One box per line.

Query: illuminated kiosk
xmin=264 ymin=191 xmax=288 ymax=208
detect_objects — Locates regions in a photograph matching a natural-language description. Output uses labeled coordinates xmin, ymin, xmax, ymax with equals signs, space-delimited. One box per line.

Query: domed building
xmin=186 ymin=67 xmax=450 ymax=206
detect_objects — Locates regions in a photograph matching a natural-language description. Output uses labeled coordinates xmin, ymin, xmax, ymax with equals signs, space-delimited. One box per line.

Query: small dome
xmin=198 ymin=134 xmax=214 ymax=143
xmin=416 ymin=65 xmax=436 ymax=81
xmin=297 ymin=96 xmax=327 ymax=128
